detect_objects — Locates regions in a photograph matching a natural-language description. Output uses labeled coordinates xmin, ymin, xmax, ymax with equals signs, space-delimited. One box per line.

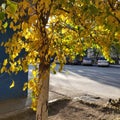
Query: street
xmin=50 ymin=65 xmax=120 ymax=99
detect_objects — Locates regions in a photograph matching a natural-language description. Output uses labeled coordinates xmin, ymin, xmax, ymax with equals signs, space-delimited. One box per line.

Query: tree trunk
xmin=36 ymin=63 xmax=50 ymax=120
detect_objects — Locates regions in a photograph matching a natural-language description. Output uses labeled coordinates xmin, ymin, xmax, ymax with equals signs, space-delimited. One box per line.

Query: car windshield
xmin=98 ymin=57 xmax=106 ymax=60
xmin=84 ymin=57 xmax=91 ymax=60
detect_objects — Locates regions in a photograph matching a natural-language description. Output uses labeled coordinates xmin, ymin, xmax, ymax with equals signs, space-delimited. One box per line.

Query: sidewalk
xmin=0 ymin=90 xmax=66 ymax=119
xmin=0 ymin=90 xmax=108 ymax=119
xmin=0 ymin=92 xmax=119 ymax=120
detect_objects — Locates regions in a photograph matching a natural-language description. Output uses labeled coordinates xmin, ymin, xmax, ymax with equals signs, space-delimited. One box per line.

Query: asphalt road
xmin=50 ymin=64 xmax=120 ymax=99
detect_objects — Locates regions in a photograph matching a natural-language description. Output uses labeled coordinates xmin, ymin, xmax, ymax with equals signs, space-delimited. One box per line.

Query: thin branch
xmin=106 ymin=0 xmax=120 ymax=23
xmin=59 ymin=7 xmax=70 ymax=13
xmin=112 ymin=14 xmax=120 ymax=24
xmin=107 ymin=0 xmax=115 ymax=10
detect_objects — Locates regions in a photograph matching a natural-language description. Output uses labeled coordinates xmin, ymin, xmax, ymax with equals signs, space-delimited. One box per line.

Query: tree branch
xmin=59 ymin=7 xmax=70 ymax=13
xmin=107 ymin=0 xmax=115 ymax=10
xmin=107 ymin=0 xmax=120 ymax=23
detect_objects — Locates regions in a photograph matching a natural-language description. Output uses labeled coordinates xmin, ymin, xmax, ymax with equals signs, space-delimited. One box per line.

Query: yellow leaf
xmin=10 ymin=80 xmax=15 ymax=88
xmin=29 ymin=14 xmax=38 ymax=24
xmin=22 ymin=0 xmax=30 ymax=9
xmin=23 ymin=82 xmax=28 ymax=91
xmin=10 ymin=64 xmax=15 ymax=72
xmin=22 ymin=22 xmax=28 ymax=30
xmin=3 ymin=22 xmax=8 ymax=28
xmin=1 ymin=67 xmax=6 ymax=73
xmin=3 ymin=59 xmax=8 ymax=66
xmin=28 ymin=7 xmax=34 ymax=15
xmin=28 ymin=79 xmax=35 ymax=90
xmin=31 ymin=100 xmax=37 ymax=111
xmin=32 ymin=70 xmax=37 ymax=77
xmin=1 ymin=42 xmax=4 ymax=46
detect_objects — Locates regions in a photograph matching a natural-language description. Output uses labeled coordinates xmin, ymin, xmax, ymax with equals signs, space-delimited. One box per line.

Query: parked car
xmin=65 ymin=56 xmax=81 ymax=65
xmin=97 ymin=57 xmax=109 ymax=67
xmin=71 ymin=59 xmax=81 ymax=65
xmin=82 ymin=57 xmax=93 ymax=65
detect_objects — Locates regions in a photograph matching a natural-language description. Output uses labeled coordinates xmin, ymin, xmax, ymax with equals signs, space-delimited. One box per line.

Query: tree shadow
xmin=48 ymin=98 xmax=71 ymax=116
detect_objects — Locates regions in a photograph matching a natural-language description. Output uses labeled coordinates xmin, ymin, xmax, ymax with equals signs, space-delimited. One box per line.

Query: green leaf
xmin=89 ymin=5 xmax=99 ymax=15
xmin=81 ymin=0 xmax=89 ymax=4
xmin=7 ymin=0 xmax=17 ymax=13
xmin=3 ymin=22 xmax=8 ymax=28
xmin=0 ymin=12 xmax=5 ymax=20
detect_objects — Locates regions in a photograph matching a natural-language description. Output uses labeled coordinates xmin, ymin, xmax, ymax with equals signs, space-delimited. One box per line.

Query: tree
xmin=0 ymin=0 xmax=120 ymax=119
xmin=110 ymin=39 xmax=120 ymax=63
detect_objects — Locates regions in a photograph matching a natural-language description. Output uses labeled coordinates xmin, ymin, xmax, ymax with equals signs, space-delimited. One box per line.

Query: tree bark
xmin=36 ymin=63 xmax=50 ymax=120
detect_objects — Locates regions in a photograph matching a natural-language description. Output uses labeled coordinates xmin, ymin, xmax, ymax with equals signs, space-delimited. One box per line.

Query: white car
xmin=97 ymin=57 xmax=109 ymax=67
xmin=82 ymin=57 xmax=93 ymax=65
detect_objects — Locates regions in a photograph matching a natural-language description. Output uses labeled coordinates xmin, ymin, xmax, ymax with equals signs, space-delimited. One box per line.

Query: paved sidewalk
xmin=0 ymin=89 xmax=109 ymax=119
xmin=0 ymin=90 xmax=66 ymax=119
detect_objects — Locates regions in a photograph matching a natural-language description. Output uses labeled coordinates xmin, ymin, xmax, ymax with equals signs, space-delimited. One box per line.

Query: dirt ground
xmin=1 ymin=98 xmax=120 ymax=120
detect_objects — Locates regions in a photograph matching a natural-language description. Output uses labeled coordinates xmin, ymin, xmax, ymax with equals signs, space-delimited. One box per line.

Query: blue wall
xmin=0 ymin=28 xmax=28 ymax=100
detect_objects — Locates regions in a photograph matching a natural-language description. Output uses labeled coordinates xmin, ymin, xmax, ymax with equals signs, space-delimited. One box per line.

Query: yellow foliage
xmin=31 ymin=99 xmax=37 ymax=111
xmin=29 ymin=14 xmax=38 ymax=25
xmin=115 ymin=32 xmax=120 ymax=39
xmin=22 ymin=22 xmax=28 ymax=30
xmin=32 ymin=70 xmax=38 ymax=78
xmin=28 ymin=7 xmax=35 ymax=15
xmin=1 ymin=66 xmax=6 ymax=73
xmin=23 ymin=82 xmax=28 ymax=91
xmin=3 ymin=59 xmax=8 ymax=66
xmin=28 ymin=79 xmax=36 ymax=90
xmin=10 ymin=64 xmax=15 ymax=72
xmin=9 ymin=80 xmax=15 ymax=88
xmin=0 ymin=0 xmax=119 ymax=111
xmin=22 ymin=0 xmax=30 ymax=9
